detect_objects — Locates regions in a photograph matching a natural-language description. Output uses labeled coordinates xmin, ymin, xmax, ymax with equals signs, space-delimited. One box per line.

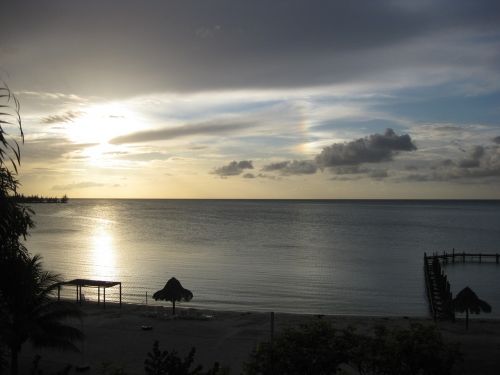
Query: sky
xmin=1 ymin=0 xmax=500 ymax=199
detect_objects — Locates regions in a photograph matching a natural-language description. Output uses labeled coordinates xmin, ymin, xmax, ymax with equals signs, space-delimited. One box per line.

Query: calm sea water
xmin=25 ymin=199 xmax=500 ymax=317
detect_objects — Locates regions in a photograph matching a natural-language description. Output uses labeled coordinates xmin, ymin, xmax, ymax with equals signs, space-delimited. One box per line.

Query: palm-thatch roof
xmin=453 ymin=286 xmax=491 ymax=314
xmin=153 ymin=277 xmax=193 ymax=303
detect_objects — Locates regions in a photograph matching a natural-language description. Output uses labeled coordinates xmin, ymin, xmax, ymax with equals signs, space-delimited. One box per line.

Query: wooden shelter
xmin=57 ymin=279 xmax=122 ymax=308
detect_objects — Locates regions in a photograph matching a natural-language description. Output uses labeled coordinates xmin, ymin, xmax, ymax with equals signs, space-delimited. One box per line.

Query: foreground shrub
xmin=244 ymin=319 xmax=461 ymax=375
xmin=144 ymin=341 xmax=221 ymax=375
xmin=244 ymin=319 xmax=350 ymax=375
xmin=348 ymin=323 xmax=462 ymax=375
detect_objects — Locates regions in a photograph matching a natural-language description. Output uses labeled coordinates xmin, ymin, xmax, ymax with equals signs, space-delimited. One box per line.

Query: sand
xmin=18 ymin=302 xmax=500 ymax=374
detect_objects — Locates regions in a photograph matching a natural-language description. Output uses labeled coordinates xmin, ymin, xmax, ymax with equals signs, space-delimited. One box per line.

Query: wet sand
xmin=18 ymin=302 xmax=500 ymax=374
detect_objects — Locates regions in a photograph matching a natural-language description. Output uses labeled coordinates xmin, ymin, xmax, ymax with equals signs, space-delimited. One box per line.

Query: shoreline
xmin=19 ymin=301 xmax=500 ymax=374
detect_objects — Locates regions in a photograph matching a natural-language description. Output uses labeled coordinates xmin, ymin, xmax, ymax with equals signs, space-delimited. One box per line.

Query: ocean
xmin=25 ymin=199 xmax=500 ymax=317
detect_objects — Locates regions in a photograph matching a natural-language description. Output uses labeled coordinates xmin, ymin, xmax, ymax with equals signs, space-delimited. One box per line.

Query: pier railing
xmin=423 ymin=250 xmax=500 ymax=321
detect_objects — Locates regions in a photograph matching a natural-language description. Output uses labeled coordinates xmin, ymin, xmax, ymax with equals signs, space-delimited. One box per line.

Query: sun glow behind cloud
xmin=66 ymin=102 xmax=145 ymax=145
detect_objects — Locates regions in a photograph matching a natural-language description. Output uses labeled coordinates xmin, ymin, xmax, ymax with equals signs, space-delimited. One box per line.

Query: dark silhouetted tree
xmin=0 ymin=83 xmax=33 ymax=260
xmin=0 ymin=84 xmax=83 ymax=375
xmin=153 ymin=277 xmax=193 ymax=315
xmin=0 ymin=255 xmax=83 ymax=375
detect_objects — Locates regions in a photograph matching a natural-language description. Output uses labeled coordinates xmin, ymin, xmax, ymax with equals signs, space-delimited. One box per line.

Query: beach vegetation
xmin=12 ymin=193 xmax=69 ymax=204
xmin=144 ymin=340 xmax=222 ymax=375
xmin=0 ymin=84 xmax=83 ymax=375
xmin=30 ymin=354 xmax=72 ymax=375
xmin=453 ymin=286 xmax=492 ymax=330
xmin=0 ymin=254 xmax=83 ymax=375
xmin=244 ymin=319 xmax=350 ymax=374
xmin=100 ymin=361 xmax=129 ymax=375
xmin=244 ymin=319 xmax=461 ymax=375
xmin=347 ymin=323 xmax=461 ymax=375
xmin=152 ymin=278 xmax=193 ymax=315
xmin=0 ymin=83 xmax=33 ymax=260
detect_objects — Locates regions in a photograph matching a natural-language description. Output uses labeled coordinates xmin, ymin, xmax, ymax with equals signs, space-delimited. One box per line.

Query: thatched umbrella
xmin=153 ymin=277 xmax=193 ymax=315
xmin=453 ymin=286 xmax=491 ymax=330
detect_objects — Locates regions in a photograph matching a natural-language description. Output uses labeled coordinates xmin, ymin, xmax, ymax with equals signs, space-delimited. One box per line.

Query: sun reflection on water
xmin=90 ymin=225 xmax=117 ymax=281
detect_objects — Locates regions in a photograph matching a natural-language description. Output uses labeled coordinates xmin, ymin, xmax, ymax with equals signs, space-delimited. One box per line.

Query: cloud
xmin=211 ymin=160 xmax=253 ymax=177
xmin=3 ymin=1 xmax=499 ymax=96
xmin=369 ymin=169 xmax=389 ymax=179
xmin=315 ymin=129 xmax=417 ymax=168
xmin=115 ymin=152 xmax=171 ymax=161
xmin=52 ymin=181 xmax=105 ymax=190
xmin=332 ymin=165 xmax=369 ymax=175
xmin=242 ymin=173 xmax=256 ymax=179
xmin=458 ymin=145 xmax=485 ymax=168
xmin=404 ymin=144 xmax=500 ymax=182
xmin=41 ymin=110 xmax=83 ymax=124
xmin=493 ymin=136 xmax=500 ymax=144
xmin=109 ymin=120 xmax=254 ymax=144
xmin=21 ymin=137 xmax=96 ymax=162
xmin=262 ymin=160 xmax=317 ymax=175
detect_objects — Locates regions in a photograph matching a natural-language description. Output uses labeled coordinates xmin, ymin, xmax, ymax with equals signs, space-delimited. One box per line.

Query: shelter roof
xmin=61 ymin=279 xmax=120 ymax=288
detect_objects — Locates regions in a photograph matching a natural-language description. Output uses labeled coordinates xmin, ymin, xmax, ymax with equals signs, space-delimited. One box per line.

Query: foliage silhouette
xmin=144 ymin=341 xmax=221 ymax=375
xmin=0 ymin=83 xmax=33 ymax=260
xmin=347 ymin=323 xmax=461 ymax=375
xmin=153 ymin=278 xmax=193 ymax=315
xmin=453 ymin=286 xmax=492 ymax=330
xmin=0 ymin=254 xmax=83 ymax=374
xmin=0 ymin=84 xmax=83 ymax=375
xmin=244 ymin=319 xmax=461 ymax=375
xmin=244 ymin=319 xmax=350 ymax=375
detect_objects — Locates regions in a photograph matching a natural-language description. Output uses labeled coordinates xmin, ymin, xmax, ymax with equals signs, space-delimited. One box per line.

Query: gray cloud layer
xmin=262 ymin=160 xmax=318 ymax=175
xmin=41 ymin=110 xmax=83 ymax=124
xmin=2 ymin=1 xmax=499 ymax=96
xmin=211 ymin=160 xmax=253 ymax=177
xmin=52 ymin=181 xmax=105 ymax=190
xmin=315 ymin=129 xmax=416 ymax=168
xmin=110 ymin=120 xmax=254 ymax=144
xmin=216 ymin=129 xmax=416 ymax=179
xmin=406 ymin=144 xmax=500 ymax=182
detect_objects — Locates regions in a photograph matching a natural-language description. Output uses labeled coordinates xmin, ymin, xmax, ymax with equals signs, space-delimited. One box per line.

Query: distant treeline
xmin=14 ymin=194 xmax=69 ymax=203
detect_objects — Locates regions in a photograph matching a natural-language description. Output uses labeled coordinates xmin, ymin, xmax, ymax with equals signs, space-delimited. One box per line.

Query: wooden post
xmin=98 ymin=287 xmax=100 ymax=305
xmin=119 ymin=283 xmax=122 ymax=308
xmin=146 ymin=291 xmax=148 ymax=305
xmin=58 ymin=285 xmax=61 ymax=301
xmin=76 ymin=285 xmax=79 ymax=302
xmin=104 ymin=287 xmax=106 ymax=309
xmin=496 ymin=254 xmax=499 ymax=264
xmin=270 ymin=312 xmax=275 ymax=344
xmin=452 ymin=248 xmax=455 ymax=263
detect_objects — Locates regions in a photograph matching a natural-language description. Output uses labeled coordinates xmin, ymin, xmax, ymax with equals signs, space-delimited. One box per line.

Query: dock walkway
xmin=424 ymin=250 xmax=500 ymax=321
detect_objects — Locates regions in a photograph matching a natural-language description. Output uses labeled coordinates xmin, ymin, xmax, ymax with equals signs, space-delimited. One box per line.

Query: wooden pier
xmin=424 ymin=250 xmax=500 ymax=321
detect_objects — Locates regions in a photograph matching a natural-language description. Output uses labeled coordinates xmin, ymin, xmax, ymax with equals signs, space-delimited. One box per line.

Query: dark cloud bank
xmin=211 ymin=160 xmax=253 ymax=177
xmin=2 ymin=0 xmax=499 ymax=96
xmin=214 ymin=129 xmax=417 ymax=179
xmin=407 ymin=141 xmax=500 ymax=182
xmin=315 ymin=129 xmax=416 ymax=168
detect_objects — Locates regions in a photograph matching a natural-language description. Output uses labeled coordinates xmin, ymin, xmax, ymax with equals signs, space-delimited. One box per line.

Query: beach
xmin=18 ymin=302 xmax=500 ymax=374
